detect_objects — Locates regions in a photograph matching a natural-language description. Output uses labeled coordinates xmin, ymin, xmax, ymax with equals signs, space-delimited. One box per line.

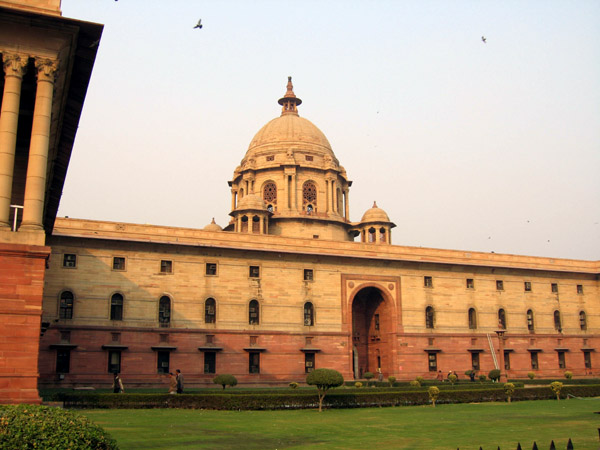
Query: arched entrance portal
xmin=351 ymin=287 xmax=392 ymax=379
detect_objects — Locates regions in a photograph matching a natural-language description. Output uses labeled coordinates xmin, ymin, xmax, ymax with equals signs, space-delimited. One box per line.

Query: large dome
xmin=240 ymin=77 xmax=339 ymax=166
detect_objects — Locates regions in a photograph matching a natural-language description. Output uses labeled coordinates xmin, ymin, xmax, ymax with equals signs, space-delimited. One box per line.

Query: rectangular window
xmin=466 ymin=278 xmax=474 ymax=289
xmin=112 ymin=257 xmax=126 ymax=271
xmin=424 ymin=276 xmax=433 ymax=288
xmin=428 ymin=352 xmax=437 ymax=372
xmin=157 ymin=351 xmax=170 ymax=374
xmin=160 ymin=260 xmax=173 ymax=274
xmin=303 ymin=269 xmax=314 ymax=281
xmin=504 ymin=351 xmax=511 ymax=370
xmin=584 ymin=351 xmax=592 ymax=369
xmin=206 ymin=263 xmax=217 ymax=276
xmin=266 ymin=155 xmax=274 ymax=162
xmin=524 ymin=281 xmax=532 ymax=292
xmin=111 ymin=332 xmax=121 ymax=343
xmin=206 ymin=334 xmax=214 ymax=344
xmin=56 ymin=349 xmax=70 ymax=373
xmin=204 ymin=351 xmax=216 ymax=374
xmin=63 ymin=254 xmax=77 ymax=268
xmin=496 ymin=280 xmax=504 ymax=291
xmin=159 ymin=333 xmax=168 ymax=343
xmin=471 ymin=352 xmax=480 ymax=371
xmin=530 ymin=352 xmax=539 ymax=370
xmin=249 ymin=352 xmax=260 ymax=374
xmin=557 ymin=351 xmax=566 ymax=369
xmin=305 ymin=352 xmax=315 ymax=373
xmin=108 ymin=350 xmax=121 ymax=373
xmin=577 ymin=284 xmax=584 ymax=295
xmin=60 ymin=331 xmax=71 ymax=343
xmin=551 ymin=283 xmax=558 ymax=293
xmin=249 ymin=265 xmax=260 ymax=278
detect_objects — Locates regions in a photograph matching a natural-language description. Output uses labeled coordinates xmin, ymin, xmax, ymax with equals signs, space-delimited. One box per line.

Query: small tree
xmin=448 ymin=374 xmax=457 ymax=385
xmin=428 ymin=386 xmax=440 ymax=407
xmin=363 ymin=371 xmax=374 ymax=386
xmin=564 ymin=371 xmax=573 ymax=380
xmin=213 ymin=374 xmax=238 ymax=390
xmin=527 ymin=372 xmax=535 ymax=380
xmin=409 ymin=380 xmax=420 ymax=387
xmin=478 ymin=374 xmax=487 ymax=383
xmin=306 ymin=368 xmax=344 ymax=412
xmin=550 ymin=381 xmax=563 ymax=400
xmin=504 ymin=382 xmax=515 ymax=403
xmin=488 ymin=369 xmax=501 ymax=382
xmin=388 ymin=376 xmax=396 ymax=387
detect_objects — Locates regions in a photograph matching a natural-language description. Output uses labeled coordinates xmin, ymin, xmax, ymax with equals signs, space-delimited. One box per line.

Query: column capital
xmin=2 ymin=53 xmax=29 ymax=79
xmin=34 ymin=58 xmax=59 ymax=83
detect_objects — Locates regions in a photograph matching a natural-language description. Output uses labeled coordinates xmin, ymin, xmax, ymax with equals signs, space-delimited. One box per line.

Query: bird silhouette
xmin=194 ymin=19 xmax=203 ymax=29
xmin=481 ymin=36 xmax=487 ymax=43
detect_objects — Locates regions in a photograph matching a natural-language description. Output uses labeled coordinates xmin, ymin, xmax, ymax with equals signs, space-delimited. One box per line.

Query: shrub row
xmin=510 ymin=378 xmax=600 ymax=385
xmin=57 ymin=384 xmax=600 ymax=410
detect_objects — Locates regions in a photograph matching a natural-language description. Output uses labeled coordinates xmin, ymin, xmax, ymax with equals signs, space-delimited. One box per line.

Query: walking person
xmin=112 ymin=373 xmax=124 ymax=393
xmin=168 ymin=372 xmax=177 ymax=394
xmin=176 ymin=369 xmax=184 ymax=394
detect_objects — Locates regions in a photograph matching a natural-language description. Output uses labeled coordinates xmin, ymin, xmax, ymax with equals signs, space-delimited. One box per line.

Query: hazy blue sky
xmin=58 ymin=0 xmax=599 ymax=261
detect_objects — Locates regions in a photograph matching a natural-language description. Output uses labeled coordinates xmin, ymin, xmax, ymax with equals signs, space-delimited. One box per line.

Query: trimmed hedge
xmin=511 ymin=378 xmax=600 ymax=386
xmin=0 ymin=404 xmax=118 ymax=449
xmin=56 ymin=384 xmax=600 ymax=410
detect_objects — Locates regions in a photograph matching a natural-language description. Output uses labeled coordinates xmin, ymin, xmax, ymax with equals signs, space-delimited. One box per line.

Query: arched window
xmin=252 ymin=215 xmax=260 ymax=233
xmin=368 ymin=227 xmax=376 ymax=243
xmin=59 ymin=291 xmax=74 ymax=319
xmin=249 ymin=300 xmax=259 ymax=325
xmin=304 ymin=302 xmax=314 ymax=326
xmin=580 ymin=311 xmax=587 ymax=331
xmin=263 ymin=182 xmax=277 ymax=211
xmin=110 ymin=293 xmax=123 ymax=321
xmin=468 ymin=308 xmax=477 ymax=330
xmin=554 ymin=310 xmax=562 ymax=331
xmin=303 ymin=181 xmax=317 ymax=213
xmin=241 ymin=215 xmax=248 ymax=232
xmin=425 ymin=306 xmax=435 ymax=329
xmin=379 ymin=227 xmax=386 ymax=243
xmin=205 ymin=298 xmax=216 ymax=324
xmin=526 ymin=309 xmax=534 ymax=332
xmin=159 ymin=296 xmax=171 ymax=327
xmin=498 ymin=308 xmax=506 ymax=329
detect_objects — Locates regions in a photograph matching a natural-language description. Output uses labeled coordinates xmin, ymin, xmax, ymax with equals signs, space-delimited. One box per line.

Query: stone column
xmin=332 ymin=181 xmax=338 ymax=214
xmin=0 ymin=53 xmax=28 ymax=229
xmin=344 ymin=189 xmax=350 ymax=220
xmin=231 ymin=190 xmax=237 ymax=211
xmin=292 ymin=174 xmax=297 ymax=210
xmin=20 ymin=58 xmax=58 ymax=231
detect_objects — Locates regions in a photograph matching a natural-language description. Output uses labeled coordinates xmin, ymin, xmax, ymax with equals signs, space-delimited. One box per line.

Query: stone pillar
xmin=231 ymin=190 xmax=236 ymax=211
xmin=259 ymin=216 xmax=264 ymax=234
xmin=325 ymin=180 xmax=330 ymax=212
xmin=0 ymin=53 xmax=28 ymax=229
xmin=20 ymin=58 xmax=58 ymax=231
xmin=496 ymin=330 xmax=507 ymax=383
xmin=292 ymin=174 xmax=297 ymax=210
xmin=344 ymin=189 xmax=350 ymax=220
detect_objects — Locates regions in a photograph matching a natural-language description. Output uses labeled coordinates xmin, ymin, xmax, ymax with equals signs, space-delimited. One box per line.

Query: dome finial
xmin=372 ymin=201 xmax=378 ymax=208
xmin=278 ymin=76 xmax=302 ymax=116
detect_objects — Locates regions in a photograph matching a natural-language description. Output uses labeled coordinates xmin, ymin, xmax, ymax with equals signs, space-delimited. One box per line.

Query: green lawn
xmin=80 ymin=398 xmax=600 ymax=450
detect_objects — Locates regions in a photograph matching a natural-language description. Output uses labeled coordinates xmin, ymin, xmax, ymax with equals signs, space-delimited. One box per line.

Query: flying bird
xmin=481 ymin=36 xmax=487 ymax=43
xmin=194 ymin=19 xmax=203 ymax=29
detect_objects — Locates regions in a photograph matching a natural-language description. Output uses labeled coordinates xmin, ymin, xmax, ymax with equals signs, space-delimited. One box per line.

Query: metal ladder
xmin=487 ymin=333 xmax=499 ymax=369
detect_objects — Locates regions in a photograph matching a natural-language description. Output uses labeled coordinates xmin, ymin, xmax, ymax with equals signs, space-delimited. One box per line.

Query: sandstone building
xmin=1 ymin=2 xmax=598 ymax=399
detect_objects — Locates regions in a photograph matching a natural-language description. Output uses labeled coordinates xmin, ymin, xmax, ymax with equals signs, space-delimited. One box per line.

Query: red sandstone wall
xmin=0 ymin=244 xmax=49 ymax=404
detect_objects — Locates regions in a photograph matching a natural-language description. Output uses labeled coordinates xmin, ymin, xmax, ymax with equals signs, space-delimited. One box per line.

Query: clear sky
xmin=58 ymin=0 xmax=600 ymax=261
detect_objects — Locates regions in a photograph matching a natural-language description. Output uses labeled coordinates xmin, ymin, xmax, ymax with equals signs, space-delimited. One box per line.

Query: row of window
xmin=427 ymin=350 xmax=593 ymax=372
xmin=56 ymin=349 xmax=316 ymax=375
xmin=425 ymin=306 xmax=588 ymax=331
xmin=424 ymin=276 xmax=584 ymax=294
xmin=62 ymin=254 xmax=315 ymax=281
xmin=59 ymin=291 xmax=316 ymax=326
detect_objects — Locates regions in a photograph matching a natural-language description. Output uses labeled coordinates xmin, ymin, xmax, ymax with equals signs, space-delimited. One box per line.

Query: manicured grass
xmin=80 ymin=398 xmax=600 ymax=450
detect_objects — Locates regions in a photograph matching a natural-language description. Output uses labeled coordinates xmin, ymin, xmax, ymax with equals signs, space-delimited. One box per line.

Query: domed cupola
xmin=227 ymin=77 xmax=355 ymax=242
xmin=203 ymin=218 xmax=223 ymax=232
xmin=353 ymin=202 xmax=396 ymax=244
xmin=229 ymin=193 xmax=271 ymax=234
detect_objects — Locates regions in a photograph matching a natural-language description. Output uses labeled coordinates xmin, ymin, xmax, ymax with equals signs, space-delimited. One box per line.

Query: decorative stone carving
xmin=2 ymin=53 xmax=28 ymax=78
xmin=34 ymin=58 xmax=59 ymax=83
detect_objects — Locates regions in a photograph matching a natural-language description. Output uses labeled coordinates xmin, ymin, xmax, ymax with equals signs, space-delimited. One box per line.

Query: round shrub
xmin=0 ymin=404 xmax=118 ymax=450
xmin=428 ymin=386 xmax=440 ymax=407
xmin=464 ymin=370 xmax=473 ymax=377
xmin=363 ymin=372 xmax=374 ymax=381
xmin=478 ymin=374 xmax=487 ymax=382
xmin=550 ymin=381 xmax=563 ymax=400
xmin=527 ymin=372 xmax=536 ymax=380
xmin=388 ymin=376 xmax=396 ymax=386
xmin=416 ymin=376 xmax=424 ymax=384
xmin=564 ymin=371 xmax=573 ymax=380
xmin=289 ymin=382 xmax=299 ymax=389
xmin=488 ymin=369 xmax=501 ymax=382
xmin=354 ymin=382 xmax=363 ymax=388
xmin=409 ymin=380 xmax=421 ymax=387
xmin=213 ymin=374 xmax=238 ymax=390
xmin=448 ymin=374 xmax=457 ymax=385
xmin=504 ymin=382 xmax=515 ymax=403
